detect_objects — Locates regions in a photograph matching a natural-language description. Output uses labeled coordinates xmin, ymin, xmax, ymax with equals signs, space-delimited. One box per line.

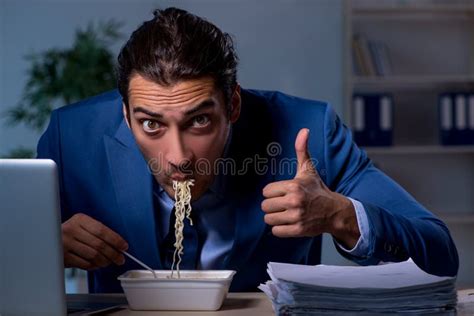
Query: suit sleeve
xmin=322 ymin=105 xmax=459 ymax=277
xmin=37 ymin=110 xmax=71 ymax=221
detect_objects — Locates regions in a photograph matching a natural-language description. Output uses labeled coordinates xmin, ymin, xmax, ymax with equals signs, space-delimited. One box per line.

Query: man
xmin=37 ymin=8 xmax=458 ymax=293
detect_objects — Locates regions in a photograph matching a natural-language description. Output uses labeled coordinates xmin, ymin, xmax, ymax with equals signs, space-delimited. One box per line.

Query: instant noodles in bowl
xmin=118 ymin=270 xmax=236 ymax=311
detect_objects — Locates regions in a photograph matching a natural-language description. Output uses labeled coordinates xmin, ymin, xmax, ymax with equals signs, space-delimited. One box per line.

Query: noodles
xmin=170 ymin=179 xmax=194 ymax=278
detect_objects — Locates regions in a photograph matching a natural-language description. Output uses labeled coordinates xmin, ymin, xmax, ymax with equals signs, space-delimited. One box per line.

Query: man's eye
xmin=191 ymin=115 xmax=210 ymax=127
xmin=142 ymin=120 xmax=161 ymax=133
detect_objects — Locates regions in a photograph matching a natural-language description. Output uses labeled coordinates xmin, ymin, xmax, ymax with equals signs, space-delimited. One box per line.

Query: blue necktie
xmin=161 ymin=207 xmax=199 ymax=270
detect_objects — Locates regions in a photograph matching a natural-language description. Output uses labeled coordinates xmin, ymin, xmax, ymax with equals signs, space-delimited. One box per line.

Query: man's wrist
xmin=329 ymin=192 xmax=360 ymax=249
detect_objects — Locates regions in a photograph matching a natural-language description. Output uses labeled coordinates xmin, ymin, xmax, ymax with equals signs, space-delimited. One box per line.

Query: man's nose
xmin=165 ymin=131 xmax=193 ymax=170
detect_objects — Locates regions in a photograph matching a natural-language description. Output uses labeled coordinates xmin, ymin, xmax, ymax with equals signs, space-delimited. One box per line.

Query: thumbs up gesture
xmin=261 ymin=128 xmax=360 ymax=248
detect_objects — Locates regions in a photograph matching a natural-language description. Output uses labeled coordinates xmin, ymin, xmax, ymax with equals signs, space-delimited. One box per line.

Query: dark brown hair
xmin=117 ymin=7 xmax=238 ymax=115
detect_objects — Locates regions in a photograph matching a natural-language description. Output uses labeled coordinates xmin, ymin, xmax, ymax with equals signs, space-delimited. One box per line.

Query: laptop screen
xmin=0 ymin=159 xmax=67 ymax=316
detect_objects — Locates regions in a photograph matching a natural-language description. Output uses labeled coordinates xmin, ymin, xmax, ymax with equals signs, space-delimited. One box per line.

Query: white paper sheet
xmin=267 ymin=260 xmax=454 ymax=290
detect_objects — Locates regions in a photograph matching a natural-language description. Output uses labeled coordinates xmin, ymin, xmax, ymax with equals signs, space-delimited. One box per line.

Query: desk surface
xmin=68 ymin=293 xmax=272 ymax=316
xmin=68 ymin=290 xmax=474 ymax=315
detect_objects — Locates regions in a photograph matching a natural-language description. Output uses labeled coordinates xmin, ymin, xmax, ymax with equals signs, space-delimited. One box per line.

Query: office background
xmin=1 ymin=0 xmax=472 ymax=291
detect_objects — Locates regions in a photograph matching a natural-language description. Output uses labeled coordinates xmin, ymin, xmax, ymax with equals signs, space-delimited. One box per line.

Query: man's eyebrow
xmin=133 ymin=107 xmax=162 ymax=118
xmin=132 ymin=100 xmax=216 ymax=118
xmin=184 ymin=100 xmax=216 ymax=116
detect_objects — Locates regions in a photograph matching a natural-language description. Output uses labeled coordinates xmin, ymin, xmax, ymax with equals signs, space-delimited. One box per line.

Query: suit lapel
xmin=224 ymin=90 xmax=275 ymax=271
xmin=224 ymin=173 xmax=273 ymax=271
xmin=103 ymin=119 xmax=162 ymax=269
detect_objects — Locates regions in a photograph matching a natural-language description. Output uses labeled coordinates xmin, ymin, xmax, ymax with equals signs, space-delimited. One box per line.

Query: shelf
xmin=363 ymin=145 xmax=474 ymax=155
xmin=352 ymin=75 xmax=474 ymax=91
xmin=352 ymin=4 xmax=474 ymax=20
xmin=438 ymin=213 xmax=474 ymax=224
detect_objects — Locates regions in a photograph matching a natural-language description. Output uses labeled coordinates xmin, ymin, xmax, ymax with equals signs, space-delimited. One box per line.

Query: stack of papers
xmin=259 ymin=260 xmax=457 ymax=315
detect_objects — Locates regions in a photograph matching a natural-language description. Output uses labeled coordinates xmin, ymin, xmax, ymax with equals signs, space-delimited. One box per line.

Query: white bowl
xmin=118 ymin=270 xmax=236 ymax=311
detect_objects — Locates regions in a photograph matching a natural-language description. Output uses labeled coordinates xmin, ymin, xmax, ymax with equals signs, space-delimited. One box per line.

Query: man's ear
xmin=229 ymin=84 xmax=241 ymax=124
xmin=122 ymin=103 xmax=131 ymax=129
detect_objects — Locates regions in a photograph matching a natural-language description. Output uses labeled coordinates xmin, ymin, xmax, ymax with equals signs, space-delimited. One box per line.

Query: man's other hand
xmin=261 ymin=128 xmax=360 ymax=249
xmin=62 ymin=213 xmax=129 ymax=270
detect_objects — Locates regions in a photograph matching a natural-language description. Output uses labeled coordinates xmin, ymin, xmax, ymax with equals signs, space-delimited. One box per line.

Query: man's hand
xmin=62 ymin=213 xmax=129 ymax=270
xmin=261 ymin=128 xmax=360 ymax=249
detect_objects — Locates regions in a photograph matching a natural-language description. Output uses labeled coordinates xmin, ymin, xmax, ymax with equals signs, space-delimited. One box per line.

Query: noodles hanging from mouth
xmin=170 ymin=179 xmax=194 ymax=278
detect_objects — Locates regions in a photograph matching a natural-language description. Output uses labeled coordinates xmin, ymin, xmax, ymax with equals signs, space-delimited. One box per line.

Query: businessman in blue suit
xmin=37 ymin=8 xmax=458 ymax=293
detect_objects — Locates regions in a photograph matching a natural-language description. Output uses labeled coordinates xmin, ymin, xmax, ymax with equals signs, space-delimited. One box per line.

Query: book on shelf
xmin=352 ymin=93 xmax=393 ymax=147
xmin=352 ymin=34 xmax=393 ymax=77
xmin=438 ymin=92 xmax=474 ymax=145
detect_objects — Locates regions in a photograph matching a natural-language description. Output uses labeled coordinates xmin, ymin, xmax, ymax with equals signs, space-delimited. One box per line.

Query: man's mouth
xmin=169 ymin=173 xmax=193 ymax=182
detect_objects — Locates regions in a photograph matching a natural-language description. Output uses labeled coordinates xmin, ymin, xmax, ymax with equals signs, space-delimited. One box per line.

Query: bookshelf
xmin=345 ymin=0 xmax=474 ymax=287
xmin=354 ymin=75 xmax=474 ymax=90
xmin=352 ymin=3 xmax=474 ymax=19
xmin=364 ymin=145 xmax=474 ymax=155
xmin=439 ymin=214 xmax=474 ymax=224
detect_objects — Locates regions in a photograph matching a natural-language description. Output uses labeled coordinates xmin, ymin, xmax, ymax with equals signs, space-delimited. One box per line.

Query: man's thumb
xmin=295 ymin=128 xmax=316 ymax=176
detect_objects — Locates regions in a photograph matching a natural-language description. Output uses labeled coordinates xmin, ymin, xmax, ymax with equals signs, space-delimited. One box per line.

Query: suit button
xmin=393 ymin=246 xmax=400 ymax=255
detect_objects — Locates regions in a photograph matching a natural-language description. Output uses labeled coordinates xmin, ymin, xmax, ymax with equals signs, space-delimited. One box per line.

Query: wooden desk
xmin=68 ymin=290 xmax=474 ymax=315
xmin=68 ymin=293 xmax=272 ymax=315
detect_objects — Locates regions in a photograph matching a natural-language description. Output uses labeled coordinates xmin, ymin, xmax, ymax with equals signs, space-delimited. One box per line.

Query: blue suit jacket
xmin=37 ymin=89 xmax=458 ymax=293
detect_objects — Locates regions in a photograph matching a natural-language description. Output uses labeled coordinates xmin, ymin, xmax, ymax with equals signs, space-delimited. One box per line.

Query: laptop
xmin=0 ymin=159 xmax=125 ymax=316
